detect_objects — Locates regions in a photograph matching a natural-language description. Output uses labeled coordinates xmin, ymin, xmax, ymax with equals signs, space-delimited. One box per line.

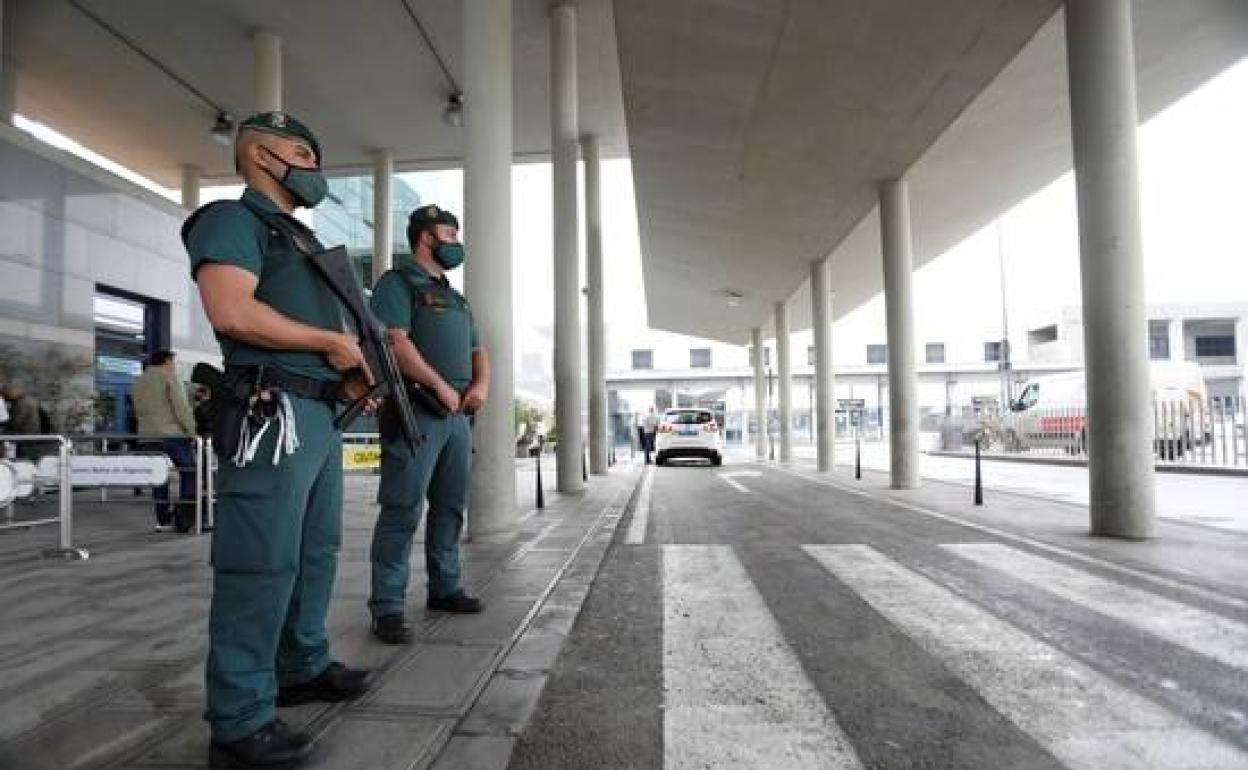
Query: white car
xmin=655 ymin=408 xmax=723 ymax=466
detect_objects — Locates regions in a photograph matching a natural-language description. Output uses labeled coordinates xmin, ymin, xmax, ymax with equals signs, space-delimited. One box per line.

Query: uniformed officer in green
xmin=368 ymin=204 xmax=489 ymax=644
xmin=184 ymin=112 xmax=372 ymax=769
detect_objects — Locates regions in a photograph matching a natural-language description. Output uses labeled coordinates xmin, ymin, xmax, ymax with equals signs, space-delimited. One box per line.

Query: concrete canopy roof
xmin=617 ymin=0 xmax=1248 ymax=345
xmin=11 ymin=0 xmax=628 ymax=187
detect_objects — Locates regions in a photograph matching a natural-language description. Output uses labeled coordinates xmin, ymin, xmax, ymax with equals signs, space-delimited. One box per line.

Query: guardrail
xmin=0 ymin=435 xmax=85 ymax=559
xmin=68 ymin=433 xmax=214 ymax=535
xmin=947 ymin=397 xmax=1247 ymax=469
xmin=0 ymin=431 xmax=223 ymax=557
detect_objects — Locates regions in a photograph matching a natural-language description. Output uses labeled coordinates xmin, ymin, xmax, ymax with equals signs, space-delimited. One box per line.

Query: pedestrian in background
xmin=642 ymin=406 xmax=659 ymax=464
xmin=3 ymin=382 xmax=42 ymax=461
xmin=131 ymin=350 xmax=198 ymax=532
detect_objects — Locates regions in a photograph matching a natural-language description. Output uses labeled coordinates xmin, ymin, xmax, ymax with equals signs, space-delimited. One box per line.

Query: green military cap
xmin=408 ymin=203 xmax=459 ymax=231
xmin=238 ymin=111 xmax=322 ymax=162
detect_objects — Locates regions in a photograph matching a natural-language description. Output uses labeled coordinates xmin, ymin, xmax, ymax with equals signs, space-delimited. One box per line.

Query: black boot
xmin=427 ymin=592 xmax=484 ymax=614
xmin=208 ymin=719 xmax=312 ymax=769
xmin=371 ymin=613 xmax=413 ymax=645
xmin=277 ymin=662 xmax=370 ymax=707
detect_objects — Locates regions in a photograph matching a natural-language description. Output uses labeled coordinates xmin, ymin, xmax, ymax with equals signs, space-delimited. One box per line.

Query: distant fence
xmin=945 ymin=397 xmax=1247 ymax=468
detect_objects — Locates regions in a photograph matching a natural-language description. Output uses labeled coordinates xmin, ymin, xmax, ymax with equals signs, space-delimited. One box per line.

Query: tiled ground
xmin=0 ymin=460 xmax=639 ymax=770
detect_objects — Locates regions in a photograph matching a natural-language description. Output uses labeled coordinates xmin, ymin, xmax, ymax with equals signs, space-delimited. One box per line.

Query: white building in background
xmin=1028 ymin=303 xmax=1247 ymax=401
xmin=606 ymin=302 xmax=1247 ymax=445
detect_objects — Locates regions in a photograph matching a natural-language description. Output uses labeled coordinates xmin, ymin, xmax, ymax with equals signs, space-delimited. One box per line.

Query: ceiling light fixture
xmin=399 ymin=0 xmax=464 ymax=126
xmin=721 ymin=288 xmax=745 ymax=307
xmin=442 ymin=92 xmax=464 ymax=128
xmin=210 ymin=112 xmax=235 ymax=146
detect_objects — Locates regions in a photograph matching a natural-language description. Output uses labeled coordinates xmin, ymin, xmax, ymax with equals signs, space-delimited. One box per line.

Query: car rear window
xmin=665 ymin=410 xmax=713 ymax=424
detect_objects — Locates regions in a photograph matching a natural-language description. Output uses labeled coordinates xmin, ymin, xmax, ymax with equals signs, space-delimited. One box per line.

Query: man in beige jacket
xmin=132 ymin=350 xmax=199 ymax=531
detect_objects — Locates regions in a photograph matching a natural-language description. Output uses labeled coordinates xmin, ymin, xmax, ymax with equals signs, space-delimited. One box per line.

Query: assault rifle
xmin=307 ymin=245 xmax=423 ymax=452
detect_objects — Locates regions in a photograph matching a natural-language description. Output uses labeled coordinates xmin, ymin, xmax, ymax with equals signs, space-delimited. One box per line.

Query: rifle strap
xmin=239 ymin=198 xmax=322 ymax=257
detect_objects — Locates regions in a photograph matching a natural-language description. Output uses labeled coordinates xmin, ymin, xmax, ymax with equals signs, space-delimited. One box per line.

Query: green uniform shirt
xmin=371 ymin=262 xmax=480 ymax=391
xmin=184 ymin=188 xmax=342 ymax=382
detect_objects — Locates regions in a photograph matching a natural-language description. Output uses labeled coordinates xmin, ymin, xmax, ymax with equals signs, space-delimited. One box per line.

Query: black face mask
xmin=261 ymin=147 xmax=328 ymax=208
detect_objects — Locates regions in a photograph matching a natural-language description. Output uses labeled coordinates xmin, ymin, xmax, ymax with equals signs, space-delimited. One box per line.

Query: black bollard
xmin=974 ymin=438 xmax=984 ymax=506
xmin=854 ymin=429 xmax=862 ymax=480
xmin=535 ymin=452 xmax=545 ymax=510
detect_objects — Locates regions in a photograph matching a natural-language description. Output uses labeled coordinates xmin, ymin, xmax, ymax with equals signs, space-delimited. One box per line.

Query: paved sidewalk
xmin=0 ymin=460 xmax=641 ymax=770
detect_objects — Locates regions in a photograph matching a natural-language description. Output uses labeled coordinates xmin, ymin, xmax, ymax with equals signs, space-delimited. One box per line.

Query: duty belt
xmin=225 ymin=365 xmax=341 ymax=404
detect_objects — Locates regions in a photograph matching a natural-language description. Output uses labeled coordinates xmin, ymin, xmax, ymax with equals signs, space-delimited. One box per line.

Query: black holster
xmin=192 ymin=363 xmax=260 ymax=459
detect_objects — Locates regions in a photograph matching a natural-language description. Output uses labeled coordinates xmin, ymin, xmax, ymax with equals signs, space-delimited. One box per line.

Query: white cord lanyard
xmin=232 ymin=391 xmax=301 ymax=467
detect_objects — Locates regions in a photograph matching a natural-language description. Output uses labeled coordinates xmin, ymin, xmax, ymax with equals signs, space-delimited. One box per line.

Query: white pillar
xmin=372 ymin=149 xmax=393 ymax=283
xmin=584 ymin=133 xmax=607 ymax=475
xmin=464 ymin=0 xmax=516 ymax=541
xmin=1065 ymin=0 xmax=1155 ymax=538
xmin=253 ymin=30 xmax=283 ymax=113
xmin=1168 ymin=317 xmax=1185 ymax=362
xmin=752 ymin=327 xmax=767 ymax=459
xmin=811 ymin=259 xmax=835 ymax=472
xmin=775 ymin=301 xmax=793 ymax=462
xmin=180 ymin=164 xmax=201 ymax=210
xmin=0 ymin=0 xmax=16 ymax=124
xmin=550 ymin=3 xmax=583 ymax=493
xmin=880 ymin=179 xmax=919 ymax=489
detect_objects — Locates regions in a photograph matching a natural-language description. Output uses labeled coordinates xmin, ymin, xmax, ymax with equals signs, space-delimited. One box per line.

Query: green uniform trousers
xmin=369 ymin=411 xmax=472 ymax=617
xmin=205 ymin=395 xmax=342 ymax=742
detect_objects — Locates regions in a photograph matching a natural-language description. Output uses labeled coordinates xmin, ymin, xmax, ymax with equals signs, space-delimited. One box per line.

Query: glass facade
xmin=316 ymin=174 xmax=424 ymax=288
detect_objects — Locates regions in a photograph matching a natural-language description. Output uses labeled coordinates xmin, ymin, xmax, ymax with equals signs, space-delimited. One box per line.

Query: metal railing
xmin=69 ymin=433 xmax=214 ymax=535
xmin=0 ymin=431 xmax=222 ymax=557
xmin=0 ymin=435 xmax=85 ymax=559
xmin=948 ymin=397 xmax=1247 ymax=469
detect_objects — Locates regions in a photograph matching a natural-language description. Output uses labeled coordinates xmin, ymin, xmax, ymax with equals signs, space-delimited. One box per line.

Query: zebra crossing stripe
xmin=770 ymin=464 xmax=1248 ymax=611
xmin=626 ymin=466 xmax=654 ymax=544
xmin=804 ymin=544 xmax=1248 ymax=770
xmin=663 ymin=545 xmax=863 ymax=770
xmin=944 ymin=543 xmax=1248 ymax=669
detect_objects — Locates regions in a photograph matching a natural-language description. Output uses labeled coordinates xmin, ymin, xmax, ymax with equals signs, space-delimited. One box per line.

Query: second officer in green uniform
xmin=185 ymin=112 xmax=372 ymax=768
xmin=369 ymin=204 xmax=490 ymax=644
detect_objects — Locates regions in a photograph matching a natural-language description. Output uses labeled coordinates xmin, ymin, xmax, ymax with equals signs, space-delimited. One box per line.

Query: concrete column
xmin=371 ymin=149 xmax=393 ymax=282
xmin=1239 ymin=317 xmax=1248 ymax=409
xmin=0 ymin=0 xmax=16 ymax=124
xmin=751 ymin=327 xmax=767 ymax=459
xmin=583 ymin=133 xmax=607 ymax=475
xmin=550 ymin=3 xmax=583 ymax=493
xmin=879 ymin=179 xmax=920 ymax=489
xmin=1065 ymin=0 xmax=1155 ymax=538
xmin=253 ymin=30 xmax=283 ymax=113
xmin=811 ymin=259 xmax=834 ymax=472
xmin=180 ymin=164 xmax=201 ymax=210
xmin=464 ymin=0 xmax=517 ymax=541
xmin=774 ymin=301 xmax=793 ymax=462
xmin=1168 ymin=317 xmax=1185 ymax=362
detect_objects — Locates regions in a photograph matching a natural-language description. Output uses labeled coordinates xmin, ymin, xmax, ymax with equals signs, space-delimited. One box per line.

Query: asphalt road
xmin=509 ymin=458 xmax=1248 ymax=769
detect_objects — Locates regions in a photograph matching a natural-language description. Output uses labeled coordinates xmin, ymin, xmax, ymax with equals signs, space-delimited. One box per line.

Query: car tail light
xmin=703 ymin=422 xmax=718 ymax=432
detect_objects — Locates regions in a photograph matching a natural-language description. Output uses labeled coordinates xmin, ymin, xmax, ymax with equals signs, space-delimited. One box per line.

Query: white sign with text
xmin=36 ymin=455 xmax=172 ymax=487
